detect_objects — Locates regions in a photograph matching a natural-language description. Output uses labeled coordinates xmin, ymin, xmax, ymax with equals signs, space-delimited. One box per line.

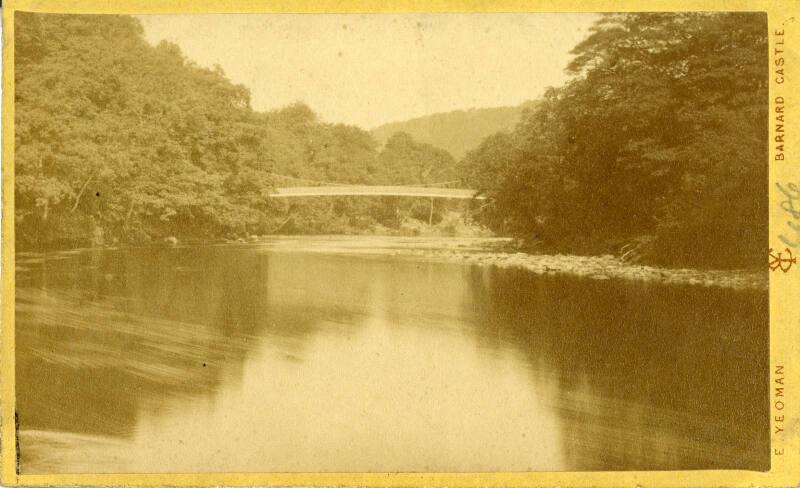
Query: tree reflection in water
xmin=16 ymin=244 xmax=768 ymax=473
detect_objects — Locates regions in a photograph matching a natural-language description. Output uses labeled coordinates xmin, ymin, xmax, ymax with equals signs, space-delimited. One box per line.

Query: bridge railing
xmin=268 ymin=185 xmax=486 ymax=199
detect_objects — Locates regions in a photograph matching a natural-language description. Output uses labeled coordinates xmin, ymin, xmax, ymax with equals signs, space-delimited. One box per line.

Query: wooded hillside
xmin=371 ymin=101 xmax=537 ymax=159
xmin=15 ymin=12 xmax=768 ymax=269
xmin=14 ymin=13 xmax=459 ymax=249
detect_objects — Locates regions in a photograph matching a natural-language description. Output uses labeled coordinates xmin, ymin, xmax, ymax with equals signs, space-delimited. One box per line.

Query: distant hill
xmin=371 ymin=101 xmax=538 ymax=159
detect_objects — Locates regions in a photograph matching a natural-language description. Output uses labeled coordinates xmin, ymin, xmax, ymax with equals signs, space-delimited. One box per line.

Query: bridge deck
xmin=269 ymin=185 xmax=486 ymax=199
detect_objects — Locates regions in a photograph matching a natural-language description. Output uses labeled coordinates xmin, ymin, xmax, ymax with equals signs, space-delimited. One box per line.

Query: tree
xmin=15 ymin=13 xmax=461 ymax=248
xmin=464 ymin=12 xmax=768 ymax=266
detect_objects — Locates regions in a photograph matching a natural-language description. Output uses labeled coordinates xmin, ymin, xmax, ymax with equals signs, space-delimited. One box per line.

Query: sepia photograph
xmin=10 ymin=8 xmax=772 ymax=476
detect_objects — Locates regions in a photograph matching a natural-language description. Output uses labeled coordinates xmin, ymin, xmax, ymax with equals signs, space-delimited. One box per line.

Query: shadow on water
xmin=15 ymin=243 xmax=769 ymax=472
xmin=465 ymin=266 xmax=769 ymax=471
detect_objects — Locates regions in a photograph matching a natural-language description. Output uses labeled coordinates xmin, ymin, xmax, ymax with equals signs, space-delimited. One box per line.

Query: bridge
xmin=265 ymin=173 xmax=486 ymax=200
xmin=264 ymin=174 xmax=487 ymax=225
xmin=269 ymin=185 xmax=486 ymax=200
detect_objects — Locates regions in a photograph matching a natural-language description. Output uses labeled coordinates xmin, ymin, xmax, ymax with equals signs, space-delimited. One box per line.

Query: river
xmin=15 ymin=236 xmax=769 ymax=473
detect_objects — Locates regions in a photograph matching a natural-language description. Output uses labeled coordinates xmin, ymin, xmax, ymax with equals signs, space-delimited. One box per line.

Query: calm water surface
xmin=16 ymin=237 xmax=769 ymax=473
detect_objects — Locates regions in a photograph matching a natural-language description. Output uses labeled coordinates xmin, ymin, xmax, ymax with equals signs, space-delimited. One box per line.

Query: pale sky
xmin=137 ymin=13 xmax=599 ymax=129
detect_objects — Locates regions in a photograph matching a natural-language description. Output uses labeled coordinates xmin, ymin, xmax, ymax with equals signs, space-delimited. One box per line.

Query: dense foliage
xmin=14 ymin=13 xmax=459 ymax=249
xmin=15 ymin=12 xmax=768 ymax=269
xmin=461 ymin=12 xmax=768 ymax=267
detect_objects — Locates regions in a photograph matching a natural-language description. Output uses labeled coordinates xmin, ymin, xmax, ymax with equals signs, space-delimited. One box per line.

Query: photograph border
xmin=2 ymin=0 xmax=798 ymax=486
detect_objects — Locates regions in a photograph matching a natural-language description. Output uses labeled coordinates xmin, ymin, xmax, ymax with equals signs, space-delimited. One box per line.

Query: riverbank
xmin=438 ymin=249 xmax=767 ymax=290
xmin=247 ymin=236 xmax=767 ymax=290
xmin=18 ymin=235 xmax=768 ymax=291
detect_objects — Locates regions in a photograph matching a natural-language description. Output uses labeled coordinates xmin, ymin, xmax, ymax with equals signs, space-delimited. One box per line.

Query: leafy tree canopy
xmin=461 ymin=12 xmax=767 ymax=267
xmin=14 ymin=13 xmax=460 ymax=248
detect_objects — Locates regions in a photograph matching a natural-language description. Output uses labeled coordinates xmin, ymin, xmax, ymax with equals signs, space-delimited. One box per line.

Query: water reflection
xmin=16 ymin=241 xmax=769 ymax=473
xmin=466 ymin=267 xmax=769 ymax=470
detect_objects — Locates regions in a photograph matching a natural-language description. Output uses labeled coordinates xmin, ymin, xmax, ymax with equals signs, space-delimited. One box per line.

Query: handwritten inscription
xmin=777 ymin=182 xmax=800 ymax=248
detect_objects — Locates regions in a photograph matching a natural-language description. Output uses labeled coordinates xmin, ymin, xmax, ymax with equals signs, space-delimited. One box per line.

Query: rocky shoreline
xmin=21 ymin=235 xmax=769 ymax=291
xmin=246 ymin=235 xmax=767 ymax=290
xmin=382 ymin=245 xmax=768 ymax=291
